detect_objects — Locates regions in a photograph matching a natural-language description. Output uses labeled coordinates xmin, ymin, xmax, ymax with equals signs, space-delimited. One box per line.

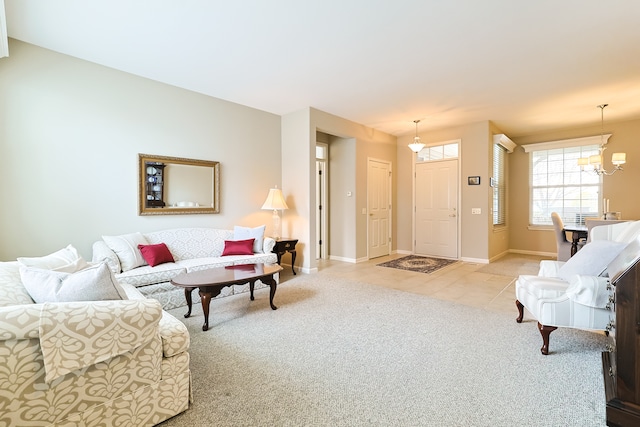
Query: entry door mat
xmin=377 ymin=255 xmax=457 ymax=274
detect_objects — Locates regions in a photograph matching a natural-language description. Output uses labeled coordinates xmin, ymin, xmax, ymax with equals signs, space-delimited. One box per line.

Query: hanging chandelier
xmin=577 ymin=104 xmax=626 ymax=175
xmin=408 ymin=120 xmax=426 ymax=153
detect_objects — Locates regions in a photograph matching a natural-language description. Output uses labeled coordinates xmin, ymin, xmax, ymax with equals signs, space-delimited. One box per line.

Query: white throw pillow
xmin=558 ymin=240 xmax=627 ymax=282
xmin=19 ymin=262 xmax=128 ymax=303
xmin=234 ymin=225 xmax=266 ymax=253
xmin=102 ymin=232 xmax=149 ymax=272
xmin=17 ymin=244 xmax=88 ymax=273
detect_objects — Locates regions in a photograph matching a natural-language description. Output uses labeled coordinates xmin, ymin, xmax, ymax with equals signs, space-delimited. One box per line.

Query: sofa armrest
xmin=38 ymin=299 xmax=163 ymax=382
xmin=565 ymin=275 xmax=611 ymax=308
xmin=538 ymin=260 xmax=565 ymax=278
xmin=92 ymin=240 xmax=121 ymax=274
xmin=159 ymin=311 xmax=190 ymax=357
xmin=0 ymin=304 xmax=41 ymax=340
xmin=263 ymin=237 xmax=276 ymax=254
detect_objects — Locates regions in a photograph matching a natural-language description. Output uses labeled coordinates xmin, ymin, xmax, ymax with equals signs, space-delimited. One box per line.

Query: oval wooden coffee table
xmin=171 ymin=263 xmax=283 ymax=331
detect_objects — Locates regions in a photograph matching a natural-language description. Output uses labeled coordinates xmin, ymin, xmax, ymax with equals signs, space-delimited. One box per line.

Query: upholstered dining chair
xmin=551 ymin=212 xmax=573 ymax=262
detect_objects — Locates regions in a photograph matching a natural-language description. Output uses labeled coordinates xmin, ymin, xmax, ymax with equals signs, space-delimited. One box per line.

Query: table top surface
xmin=171 ymin=263 xmax=282 ymax=288
xmin=563 ymin=224 xmax=588 ymax=232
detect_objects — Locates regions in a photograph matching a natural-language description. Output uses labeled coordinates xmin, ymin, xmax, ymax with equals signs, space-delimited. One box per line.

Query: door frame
xmin=367 ymin=157 xmax=392 ymax=259
xmin=412 ymin=140 xmax=461 ymax=259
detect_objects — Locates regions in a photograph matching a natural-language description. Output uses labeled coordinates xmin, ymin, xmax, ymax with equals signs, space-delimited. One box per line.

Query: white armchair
xmin=515 ymin=223 xmax=640 ymax=354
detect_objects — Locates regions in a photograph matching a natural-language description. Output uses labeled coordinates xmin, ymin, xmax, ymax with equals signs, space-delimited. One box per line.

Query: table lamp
xmin=261 ymin=186 xmax=289 ymax=240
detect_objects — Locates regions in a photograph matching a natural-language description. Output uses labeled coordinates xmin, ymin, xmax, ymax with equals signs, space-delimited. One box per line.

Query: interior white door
xmin=415 ymin=159 xmax=458 ymax=258
xmin=368 ymin=159 xmax=391 ymax=259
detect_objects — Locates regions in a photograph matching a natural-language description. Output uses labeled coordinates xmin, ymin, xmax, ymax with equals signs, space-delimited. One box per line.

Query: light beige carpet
xmin=159 ymin=272 xmax=607 ymax=427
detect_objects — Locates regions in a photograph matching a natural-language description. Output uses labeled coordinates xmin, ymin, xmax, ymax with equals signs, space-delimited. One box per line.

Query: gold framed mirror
xmin=138 ymin=153 xmax=220 ymax=215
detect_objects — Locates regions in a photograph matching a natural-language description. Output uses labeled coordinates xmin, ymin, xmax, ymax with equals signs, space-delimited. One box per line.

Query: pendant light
xmin=408 ymin=120 xmax=426 ymax=153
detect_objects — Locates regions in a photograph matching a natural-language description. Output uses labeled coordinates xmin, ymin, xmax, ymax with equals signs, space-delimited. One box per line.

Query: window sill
xmin=528 ymin=225 xmax=553 ymax=231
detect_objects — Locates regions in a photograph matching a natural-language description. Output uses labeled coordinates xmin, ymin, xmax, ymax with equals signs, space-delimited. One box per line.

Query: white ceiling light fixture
xmin=578 ymin=104 xmax=626 ymax=175
xmin=408 ymin=120 xmax=426 ymax=153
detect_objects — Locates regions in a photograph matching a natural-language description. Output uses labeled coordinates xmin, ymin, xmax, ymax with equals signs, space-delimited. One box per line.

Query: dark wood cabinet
xmin=603 ymin=243 xmax=640 ymax=426
xmin=145 ymin=163 xmax=166 ymax=208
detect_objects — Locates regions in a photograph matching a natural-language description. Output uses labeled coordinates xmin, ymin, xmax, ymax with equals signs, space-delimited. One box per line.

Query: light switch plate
xmin=472 ymin=208 xmax=481 ymax=215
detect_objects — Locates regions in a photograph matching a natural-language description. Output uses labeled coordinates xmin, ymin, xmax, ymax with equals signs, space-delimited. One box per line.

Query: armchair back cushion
xmin=557 ymin=240 xmax=626 ymax=281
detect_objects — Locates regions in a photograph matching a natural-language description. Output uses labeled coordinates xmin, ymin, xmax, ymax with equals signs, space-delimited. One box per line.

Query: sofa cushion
xmin=0 ymin=261 xmax=34 ymax=307
xmin=558 ymin=240 xmax=627 ymax=281
xmin=234 ymin=225 xmax=266 ymax=253
xmin=138 ymin=243 xmax=175 ymax=267
xmin=222 ymin=239 xmax=255 ymax=256
xmin=144 ymin=228 xmax=233 ymax=260
xmin=17 ymin=244 xmax=88 ymax=273
xmin=20 ymin=262 xmax=128 ymax=303
xmin=116 ymin=262 xmax=187 ymax=287
xmin=103 ymin=232 xmax=149 ymax=272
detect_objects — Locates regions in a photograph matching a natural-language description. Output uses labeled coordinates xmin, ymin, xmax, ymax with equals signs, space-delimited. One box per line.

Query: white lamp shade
xmin=577 ymin=157 xmax=588 ymax=166
xmin=612 ymin=152 xmax=626 ymax=165
xmin=589 ymin=154 xmax=602 ymax=166
xmin=408 ymin=136 xmax=425 ymax=153
xmin=261 ymin=188 xmax=289 ymax=210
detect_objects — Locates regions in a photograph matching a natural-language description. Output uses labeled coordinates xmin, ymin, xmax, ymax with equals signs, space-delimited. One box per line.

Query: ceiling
xmin=4 ymin=1 xmax=640 ymax=137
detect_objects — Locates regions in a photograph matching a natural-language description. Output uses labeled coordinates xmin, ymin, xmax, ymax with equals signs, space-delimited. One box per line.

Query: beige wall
xmin=396 ymin=121 xmax=495 ymax=261
xmin=281 ymin=108 xmax=396 ymax=271
xmin=0 ymin=39 xmax=282 ymax=260
xmin=510 ymin=118 xmax=640 ymax=254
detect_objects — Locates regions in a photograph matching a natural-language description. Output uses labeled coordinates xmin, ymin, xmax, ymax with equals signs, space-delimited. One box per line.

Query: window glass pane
xmin=529 ymin=143 xmax=601 ymax=225
xmin=443 ymin=144 xmax=458 ymax=158
xmin=417 ymin=142 xmax=459 ymax=162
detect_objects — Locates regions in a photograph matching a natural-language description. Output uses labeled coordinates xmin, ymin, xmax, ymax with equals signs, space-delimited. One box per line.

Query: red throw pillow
xmin=138 ymin=243 xmax=175 ymax=267
xmin=221 ymin=239 xmax=255 ymax=256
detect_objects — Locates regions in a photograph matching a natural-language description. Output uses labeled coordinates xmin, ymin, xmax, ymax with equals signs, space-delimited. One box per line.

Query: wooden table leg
xmin=290 ymin=250 xmax=297 ymax=275
xmin=263 ymin=274 xmax=278 ymax=310
xmin=199 ymin=289 xmax=212 ymax=331
xmin=249 ymin=279 xmax=256 ymax=301
xmin=184 ymin=287 xmax=195 ymax=318
xmin=570 ymin=233 xmax=580 ymax=256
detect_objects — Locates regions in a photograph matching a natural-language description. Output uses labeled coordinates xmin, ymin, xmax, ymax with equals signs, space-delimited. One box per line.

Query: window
xmin=492 ymin=144 xmax=506 ymax=226
xmin=417 ymin=141 xmax=459 ymax=162
xmin=523 ymin=136 xmax=603 ymax=226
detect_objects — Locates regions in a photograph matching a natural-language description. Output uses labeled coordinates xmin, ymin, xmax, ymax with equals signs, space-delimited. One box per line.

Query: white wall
xmin=0 ymin=40 xmax=282 ymax=260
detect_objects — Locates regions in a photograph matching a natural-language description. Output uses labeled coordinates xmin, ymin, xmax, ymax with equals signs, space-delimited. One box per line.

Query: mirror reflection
xmin=139 ymin=154 xmax=220 ymax=215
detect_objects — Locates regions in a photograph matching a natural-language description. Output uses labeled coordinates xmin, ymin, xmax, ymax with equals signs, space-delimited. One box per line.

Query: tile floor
xmin=280 ymin=252 xmax=551 ymax=315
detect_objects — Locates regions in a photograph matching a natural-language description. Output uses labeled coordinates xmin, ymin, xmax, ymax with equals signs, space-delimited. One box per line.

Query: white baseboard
xmin=508 ymin=249 xmax=556 ymax=258
xmin=329 ymin=255 xmax=357 ymax=263
xmin=460 ymin=257 xmax=489 ymax=264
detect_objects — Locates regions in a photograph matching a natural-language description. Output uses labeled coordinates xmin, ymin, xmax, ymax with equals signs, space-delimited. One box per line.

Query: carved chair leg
xmin=538 ymin=322 xmax=557 ymax=355
xmin=515 ymin=300 xmax=524 ymax=323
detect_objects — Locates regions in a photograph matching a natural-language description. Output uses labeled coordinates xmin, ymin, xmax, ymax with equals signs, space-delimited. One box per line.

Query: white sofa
xmin=0 ymin=258 xmax=191 ymax=425
xmin=516 ymin=220 xmax=640 ymax=354
xmin=92 ymin=227 xmax=279 ymax=310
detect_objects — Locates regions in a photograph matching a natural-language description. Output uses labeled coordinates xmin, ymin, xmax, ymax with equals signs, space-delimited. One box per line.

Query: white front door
xmin=368 ymin=159 xmax=391 ymax=259
xmin=415 ymin=159 xmax=458 ymax=258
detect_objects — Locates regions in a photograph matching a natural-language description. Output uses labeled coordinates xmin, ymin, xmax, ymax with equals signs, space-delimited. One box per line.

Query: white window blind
xmin=492 ymin=144 xmax=506 ymax=226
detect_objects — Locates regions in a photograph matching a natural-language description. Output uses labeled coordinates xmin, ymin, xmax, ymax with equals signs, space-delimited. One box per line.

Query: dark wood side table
xmin=272 ymin=238 xmax=298 ymax=275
